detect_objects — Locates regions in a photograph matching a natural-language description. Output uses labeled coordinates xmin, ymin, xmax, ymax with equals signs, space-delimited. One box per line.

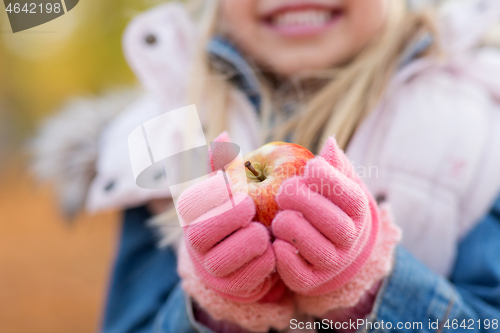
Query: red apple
xmin=226 ymin=142 xmax=314 ymax=227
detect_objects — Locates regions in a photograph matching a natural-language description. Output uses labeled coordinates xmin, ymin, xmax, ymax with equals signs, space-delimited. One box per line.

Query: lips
xmin=261 ymin=3 xmax=344 ymax=37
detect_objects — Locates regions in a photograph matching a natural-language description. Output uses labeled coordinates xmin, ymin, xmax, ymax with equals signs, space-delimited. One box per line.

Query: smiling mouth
xmin=263 ymin=7 xmax=344 ymax=34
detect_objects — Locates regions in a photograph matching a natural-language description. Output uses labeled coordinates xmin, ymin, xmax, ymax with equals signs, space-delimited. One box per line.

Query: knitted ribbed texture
xmin=319 ymin=281 xmax=382 ymax=333
xmin=186 ymin=241 xmax=277 ymax=302
xmin=179 ymin=241 xmax=295 ymax=332
xmin=272 ymin=156 xmax=379 ymax=296
xmin=178 ymin=131 xmax=236 ymax=227
xmin=180 ymin=190 xmax=277 ymax=302
xmin=177 ymin=172 xmax=232 ymax=227
xmin=178 ymin=128 xmax=277 ymax=302
xmin=295 ymin=204 xmax=401 ymax=316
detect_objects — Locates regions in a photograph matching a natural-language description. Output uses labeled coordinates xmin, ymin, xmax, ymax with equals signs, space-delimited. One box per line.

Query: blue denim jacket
xmin=101 ymin=38 xmax=500 ymax=332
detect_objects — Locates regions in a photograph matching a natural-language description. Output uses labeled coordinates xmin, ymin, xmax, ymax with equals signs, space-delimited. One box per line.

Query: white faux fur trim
xmin=31 ymin=88 xmax=140 ymax=220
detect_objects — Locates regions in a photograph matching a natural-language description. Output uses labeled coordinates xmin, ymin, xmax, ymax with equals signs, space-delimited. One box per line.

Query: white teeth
xmin=273 ymin=10 xmax=332 ymax=28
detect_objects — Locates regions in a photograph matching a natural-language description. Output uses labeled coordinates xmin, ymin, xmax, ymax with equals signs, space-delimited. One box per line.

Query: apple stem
xmin=245 ymin=161 xmax=265 ymax=181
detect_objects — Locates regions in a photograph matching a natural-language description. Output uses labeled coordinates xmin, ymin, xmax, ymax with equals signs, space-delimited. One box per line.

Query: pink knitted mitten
xmin=177 ymin=132 xmax=277 ymax=303
xmin=295 ymin=204 xmax=401 ymax=316
xmin=272 ymin=137 xmax=392 ymax=299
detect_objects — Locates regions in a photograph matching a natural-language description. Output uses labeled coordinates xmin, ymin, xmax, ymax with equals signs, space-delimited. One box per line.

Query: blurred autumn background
xmin=0 ymin=1 xmax=166 ymax=332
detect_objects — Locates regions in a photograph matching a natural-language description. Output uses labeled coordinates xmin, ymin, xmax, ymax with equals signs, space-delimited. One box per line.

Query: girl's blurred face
xmin=220 ymin=0 xmax=389 ymax=75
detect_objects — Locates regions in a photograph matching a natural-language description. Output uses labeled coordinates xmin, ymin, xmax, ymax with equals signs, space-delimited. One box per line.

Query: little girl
xmin=34 ymin=0 xmax=500 ymax=332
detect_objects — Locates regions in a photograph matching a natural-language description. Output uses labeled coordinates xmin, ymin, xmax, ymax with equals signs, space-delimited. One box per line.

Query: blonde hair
xmin=188 ymin=0 xmax=438 ymax=152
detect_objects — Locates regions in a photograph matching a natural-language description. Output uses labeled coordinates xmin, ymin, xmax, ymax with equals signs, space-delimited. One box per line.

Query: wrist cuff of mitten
xmin=178 ymin=241 xmax=295 ymax=332
xmin=317 ymin=281 xmax=381 ymax=333
xmin=295 ymin=204 xmax=401 ymax=316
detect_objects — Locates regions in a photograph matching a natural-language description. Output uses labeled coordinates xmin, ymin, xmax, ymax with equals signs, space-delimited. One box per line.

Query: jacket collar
xmin=207 ymin=36 xmax=262 ymax=111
